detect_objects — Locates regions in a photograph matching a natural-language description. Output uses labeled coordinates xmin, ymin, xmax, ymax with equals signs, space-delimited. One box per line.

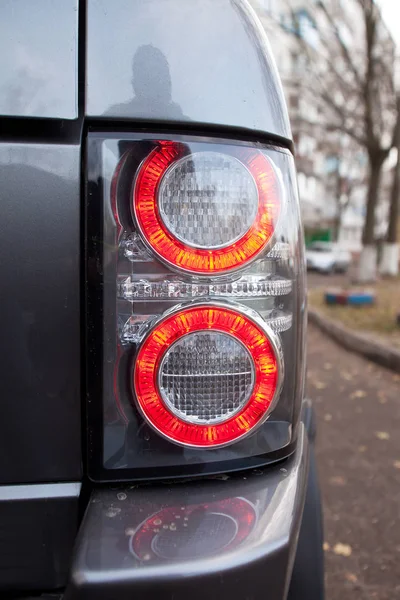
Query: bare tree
xmin=380 ymin=97 xmax=400 ymax=275
xmin=286 ymin=0 xmax=397 ymax=280
xmin=322 ymin=133 xmax=366 ymax=243
xmin=333 ymin=173 xmax=364 ymax=243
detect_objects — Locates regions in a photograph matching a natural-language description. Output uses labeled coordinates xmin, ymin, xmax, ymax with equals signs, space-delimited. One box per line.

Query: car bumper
xmin=65 ymin=423 xmax=309 ymax=600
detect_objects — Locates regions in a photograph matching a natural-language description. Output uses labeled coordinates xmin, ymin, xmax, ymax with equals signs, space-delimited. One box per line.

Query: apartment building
xmin=251 ymin=0 xmax=368 ymax=251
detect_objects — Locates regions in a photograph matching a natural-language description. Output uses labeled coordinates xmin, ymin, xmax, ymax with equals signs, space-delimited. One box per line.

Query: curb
xmin=308 ymin=307 xmax=400 ymax=373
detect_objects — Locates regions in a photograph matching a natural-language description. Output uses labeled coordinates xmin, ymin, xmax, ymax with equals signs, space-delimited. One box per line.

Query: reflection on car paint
xmin=129 ymin=497 xmax=258 ymax=562
xmin=86 ymin=0 xmax=290 ymax=138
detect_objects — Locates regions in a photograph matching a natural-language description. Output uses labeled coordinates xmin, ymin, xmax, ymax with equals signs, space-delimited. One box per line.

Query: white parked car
xmin=306 ymin=242 xmax=351 ymax=274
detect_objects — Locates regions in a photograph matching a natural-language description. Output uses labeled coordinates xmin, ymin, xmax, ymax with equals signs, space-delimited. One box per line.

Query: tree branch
xmin=317 ymin=0 xmax=364 ymax=89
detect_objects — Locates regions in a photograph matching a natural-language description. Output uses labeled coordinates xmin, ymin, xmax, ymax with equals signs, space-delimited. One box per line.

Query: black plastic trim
xmin=86 ymin=119 xmax=295 ymax=155
xmin=0 ymin=117 xmax=82 ymax=144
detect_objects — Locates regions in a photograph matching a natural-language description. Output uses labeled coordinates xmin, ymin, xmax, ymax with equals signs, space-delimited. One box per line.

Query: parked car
xmin=306 ymin=241 xmax=351 ymax=274
xmin=0 ymin=1 xmax=323 ymax=599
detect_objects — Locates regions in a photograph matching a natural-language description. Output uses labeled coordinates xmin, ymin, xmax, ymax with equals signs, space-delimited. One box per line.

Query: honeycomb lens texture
xmin=159 ymin=331 xmax=255 ymax=424
xmin=152 ymin=512 xmax=237 ymax=559
xmin=158 ymin=152 xmax=258 ymax=249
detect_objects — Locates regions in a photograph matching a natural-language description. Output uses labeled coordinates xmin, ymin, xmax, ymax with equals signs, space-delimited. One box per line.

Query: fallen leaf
xmin=345 ymin=572 xmax=358 ymax=583
xmin=314 ymin=381 xmax=327 ymax=390
xmin=333 ymin=543 xmax=352 ymax=557
xmin=341 ymin=371 xmax=353 ymax=381
xmin=379 ymin=397 xmax=388 ymax=405
xmin=324 ymin=362 xmax=332 ymax=370
xmin=393 ymin=460 xmax=400 ymax=469
xmin=392 ymin=374 xmax=400 ymax=382
xmin=375 ymin=431 xmax=390 ymax=440
xmin=324 ymin=413 xmax=332 ymax=421
xmin=358 ymin=445 xmax=367 ymax=452
xmin=350 ymin=390 xmax=367 ymax=399
xmin=329 ymin=475 xmax=346 ymax=486
xmin=323 ymin=542 xmax=330 ymax=552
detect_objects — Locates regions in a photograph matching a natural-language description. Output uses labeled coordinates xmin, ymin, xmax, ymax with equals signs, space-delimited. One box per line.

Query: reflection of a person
xmin=105 ymin=45 xmax=185 ymax=120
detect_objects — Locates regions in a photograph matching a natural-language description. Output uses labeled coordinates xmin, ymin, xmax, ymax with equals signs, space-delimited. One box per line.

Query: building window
xmin=293 ymin=9 xmax=319 ymax=48
xmin=258 ymin=0 xmax=276 ymax=14
xmin=325 ymin=156 xmax=339 ymax=174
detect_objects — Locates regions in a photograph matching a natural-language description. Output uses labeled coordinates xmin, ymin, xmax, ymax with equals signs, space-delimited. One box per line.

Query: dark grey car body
xmin=0 ymin=1 xmax=322 ymax=598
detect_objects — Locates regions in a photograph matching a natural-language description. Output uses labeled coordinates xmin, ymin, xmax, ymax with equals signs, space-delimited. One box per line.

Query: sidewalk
xmin=308 ymin=324 xmax=400 ymax=600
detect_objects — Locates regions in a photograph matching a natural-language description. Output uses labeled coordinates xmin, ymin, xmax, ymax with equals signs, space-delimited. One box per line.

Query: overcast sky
xmin=379 ymin=0 xmax=400 ymax=44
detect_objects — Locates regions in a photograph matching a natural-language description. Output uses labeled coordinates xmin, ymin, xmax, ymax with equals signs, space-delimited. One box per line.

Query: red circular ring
xmin=130 ymin=497 xmax=257 ymax=561
xmin=133 ymin=305 xmax=280 ymax=448
xmin=133 ymin=141 xmax=281 ymax=275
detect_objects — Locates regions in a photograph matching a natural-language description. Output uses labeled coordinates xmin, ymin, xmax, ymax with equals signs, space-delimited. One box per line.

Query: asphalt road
xmin=308 ymin=324 xmax=400 ymax=599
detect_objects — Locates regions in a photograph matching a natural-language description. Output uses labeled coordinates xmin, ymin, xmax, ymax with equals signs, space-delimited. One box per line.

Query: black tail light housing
xmin=86 ymin=131 xmax=306 ymax=482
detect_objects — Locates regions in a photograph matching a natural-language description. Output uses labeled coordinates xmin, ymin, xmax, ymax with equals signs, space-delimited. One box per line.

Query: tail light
xmin=133 ymin=142 xmax=281 ymax=274
xmin=86 ymin=133 xmax=305 ymax=481
xmin=134 ymin=304 xmax=282 ymax=448
xmin=130 ymin=497 xmax=257 ymax=562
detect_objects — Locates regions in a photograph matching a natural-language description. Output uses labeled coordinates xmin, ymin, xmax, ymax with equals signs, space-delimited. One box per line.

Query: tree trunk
xmin=333 ymin=168 xmax=342 ymax=242
xmin=379 ymin=243 xmax=399 ymax=276
xmin=358 ymin=151 xmax=387 ymax=282
xmin=358 ymin=245 xmax=377 ymax=282
xmin=333 ymin=207 xmax=342 ymax=242
xmin=387 ymin=158 xmax=399 ymax=244
xmin=362 ymin=153 xmax=385 ymax=245
xmin=380 ymin=154 xmax=400 ymax=276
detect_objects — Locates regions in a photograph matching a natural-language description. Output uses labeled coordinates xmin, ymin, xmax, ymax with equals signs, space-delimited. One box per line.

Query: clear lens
xmin=124 ymin=233 xmax=291 ymax=263
xmin=119 ymin=274 xmax=292 ymax=301
xmin=152 ymin=512 xmax=237 ymax=559
xmin=120 ymin=309 xmax=292 ymax=345
xmin=159 ymin=332 xmax=255 ymax=424
xmin=158 ymin=152 xmax=258 ymax=249
xmin=152 ymin=512 xmax=238 ymax=560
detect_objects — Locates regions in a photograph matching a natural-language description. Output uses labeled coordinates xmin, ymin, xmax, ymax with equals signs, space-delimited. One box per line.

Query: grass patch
xmin=309 ymin=278 xmax=400 ymax=349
